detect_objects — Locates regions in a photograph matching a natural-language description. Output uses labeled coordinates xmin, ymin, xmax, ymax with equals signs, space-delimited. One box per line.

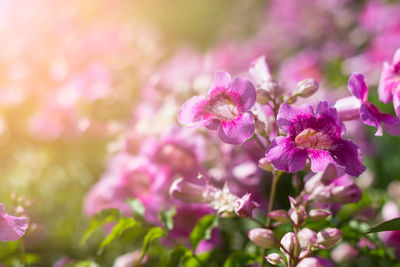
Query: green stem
xmin=260 ymin=170 xmax=284 ymax=267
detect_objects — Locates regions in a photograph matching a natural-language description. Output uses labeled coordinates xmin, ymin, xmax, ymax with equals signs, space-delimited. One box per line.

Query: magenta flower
xmin=0 ymin=203 xmax=28 ymax=242
xmin=378 ymin=49 xmax=400 ymax=117
xmin=348 ymin=73 xmax=400 ymax=136
xmin=265 ymin=101 xmax=365 ymax=176
xmin=178 ymin=71 xmax=256 ymax=145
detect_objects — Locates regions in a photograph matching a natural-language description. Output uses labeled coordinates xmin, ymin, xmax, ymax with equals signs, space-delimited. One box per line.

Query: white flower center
xmin=295 ymin=128 xmax=335 ymax=150
xmin=206 ymin=94 xmax=239 ymax=121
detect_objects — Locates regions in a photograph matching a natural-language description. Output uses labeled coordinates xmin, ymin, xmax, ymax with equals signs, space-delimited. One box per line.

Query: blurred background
xmin=1 ymin=0 xmax=400 ymax=266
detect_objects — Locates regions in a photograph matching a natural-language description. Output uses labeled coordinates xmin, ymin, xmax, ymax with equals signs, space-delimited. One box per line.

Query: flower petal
xmin=348 ymin=73 xmax=368 ymax=103
xmin=0 ymin=203 xmax=28 ymax=242
xmin=308 ymin=150 xmax=336 ymax=173
xmin=178 ymin=95 xmax=208 ymax=126
xmin=218 ymin=112 xmax=255 ymax=145
xmin=378 ymin=62 xmax=392 ymax=103
xmin=360 ymin=104 xmax=383 ymax=136
xmin=265 ymin=136 xmax=308 ymax=173
xmin=209 ymin=71 xmax=231 ymax=97
xmin=316 ymin=101 xmax=345 ymax=136
xmin=228 ymin=78 xmax=256 ymax=111
xmin=249 ymin=56 xmax=272 ymax=87
xmin=334 ymin=96 xmax=361 ymax=121
xmin=277 ymin=103 xmax=315 ymax=136
xmin=394 ymin=90 xmax=400 ymax=118
xmin=329 ymin=139 xmax=365 ymax=177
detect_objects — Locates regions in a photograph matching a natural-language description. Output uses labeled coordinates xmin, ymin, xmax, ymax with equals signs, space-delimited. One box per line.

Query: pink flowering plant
xmin=3 ymin=1 xmax=400 ymax=267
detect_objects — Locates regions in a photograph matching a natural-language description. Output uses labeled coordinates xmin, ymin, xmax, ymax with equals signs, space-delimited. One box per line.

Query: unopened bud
xmin=268 ymin=209 xmax=289 ymax=223
xmin=258 ymin=157 xmax=274 ymax=172
xmin=293 ymin=79 xmax=319 ymax=98
xmin=289 ymin=205 xmax=307 ymax=226
xmin=256 ymin=89 xmax=272 ymax=104
xmin=331 ymin=242 xmax=358 ymax=263
xmin=311 ymin=185 xmax=331 ymax=203
xmin=297 ymin=228 xmax=317 ymax=248
xmin=331 ymin=183 xmax=362 ymax=204
xmin=169 ymin=178 xmax=210 ymax=203
xmin=309 ymin=209 xmax=331 ymax=221
xmin=265 ymin=253 xmax=283 ymax=265
xmin=317 ymin=228 xmax=342 ymax=249
xmin=280 ymin=232 xmax=298 ymax=255
xmin=248 ymin=228 xmax=278 ymax=249
xmin=297 ymin=257 xmax=324 ymax=267
xmin=235 ymin=193 xmax=260 ymax=218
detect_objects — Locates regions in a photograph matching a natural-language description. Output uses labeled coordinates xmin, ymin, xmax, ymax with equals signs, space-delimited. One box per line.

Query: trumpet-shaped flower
xmin=265 ymin=101 xmax=365 ymax=176
xmin=348 ymin=73 xmax=400 ymax=136
xmin=378 ymin=49 xmax=400 ymax=117
xmin=178 ymin=71 xmax=256 ymax=145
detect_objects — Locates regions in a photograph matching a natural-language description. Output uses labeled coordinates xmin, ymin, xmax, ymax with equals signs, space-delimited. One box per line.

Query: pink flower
xmin=347 ymin=73 xmax=400 ymax=136
xmin=265 ymin=101 xmax=365 ymax=176
xmin=178 ymin=71 xmax=256 ymax=145
xmin=0 ymin=203 xmax=28 ymax=242
xmin=378 ymin=49 xmax=400 ymax=117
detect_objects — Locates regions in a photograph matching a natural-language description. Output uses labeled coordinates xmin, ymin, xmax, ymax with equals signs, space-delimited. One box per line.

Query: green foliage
xmin=127 ymin=198 xmax=145 ymax=219
xmin=159 ymin=206 xmax=176 ymax=231
xmin=140 ymin=227 xmax=167 ymax=261
xmin=222 ymin=251 xmax=258 ymax=267
xmin=365 ymin=218 xmax=400 ymax=234
xmin=80 ymin=209 xmax=122 ymax=246
xmin=168 ymin=246 xmax=191 ymax=267
xmin=189 ymin=215 xmax=218 ymax=251
xmin=98 ymin=217 xmax=137 ymax=253
xmin=74 ymin=260 xmax=100 ymax=267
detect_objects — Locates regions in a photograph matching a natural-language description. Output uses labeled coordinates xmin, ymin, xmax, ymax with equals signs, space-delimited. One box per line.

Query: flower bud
xmin=268 ymin=209 xmax=289 ymax=223
xmin=304 ymin=163 xmax=338 ymax=193
xmin=280 ymin=232 xmax=298 ymax=255
xmin=235 ymin=193 xmax=260 ymax=218
xmin=169 ymin=178 xmax=210 ymax=203
xmin=331 ymin=242 xmax=358 ymax=263
xmin=248 ymin=228 xmax=278 ymax=249
xmin=297 ymin=228 xmax=317 ymax=248
xmin=330 ymin=183 xmax=362 ymax=204
xmin=265 ymin=253 xmax=283 ymax=265
xmin=256 ymin=89 xmax=272 ymax=104
xmin=258 ymin=157 xmax=274 ymax=172
xmin=309 ymin=209 xmax=331 ymax=221
xmin=317 ymin=228 xmax=342 ymax=249
xmin=311 ymin=185 xmax=331 ymax=203
xmin=297 ymin=257 xmax=323 ymax=267
xmin=293 ymin=79 xmax=319 ymax=98
xmin=289 ymin=205 xmax=306 ymax=226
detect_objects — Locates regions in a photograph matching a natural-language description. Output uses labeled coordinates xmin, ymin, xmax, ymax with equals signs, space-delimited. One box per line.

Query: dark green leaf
xmin=159 ymin=207 xmax=176 ymax=231
xmin=189 ymin=215 xmax=218 ymax=251
xmin=365 ymin=218 xmax=400 ymax=234
xmin=127 ymin=198 xmax=145 ymax=218
xmin=168 ymin=246 xmax=191 ymax=267
xmin=80 ymin=209 xmax=121 ymax=246
xmin=223 ymin=251 xmax=258 ymax=267
xmin=98 ymin=217 xmax=137 ymax=253
xmin=140 ymin=227 xmax=167 ymax=260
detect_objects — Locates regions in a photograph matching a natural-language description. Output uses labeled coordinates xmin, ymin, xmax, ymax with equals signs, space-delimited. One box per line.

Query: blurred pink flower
xmin=0 ymin=203 xmax=28 ymax=242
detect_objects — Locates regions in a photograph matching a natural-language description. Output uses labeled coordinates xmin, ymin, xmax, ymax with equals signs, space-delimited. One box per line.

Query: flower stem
xmin=260 ymin=170 xmax=284 ymax=267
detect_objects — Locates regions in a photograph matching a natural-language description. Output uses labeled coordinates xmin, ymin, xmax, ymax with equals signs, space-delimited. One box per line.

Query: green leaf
xmin=140 ymin=227 xmax=167 ymax=260
xmin=74 ymin=261 xmax=100 ymax=267
xmin=189 ymin=214 xmax=218 ymax=251
xmin=98 ymin=217 xmax=137 ymax=253
xmin=159 ymin=207 xmax=176 ymax=231
xmin=127 ymin=198 xmax=145 ymax=218
xmin=80 ymin=209 xmax=121 ymax=246
xmin=365 ymin=218 xmax=400 ymax=234
xmin=168 ymin=246 xmax=191 ymax=267
xmin=223 ymin=251 xmax=258 ymax=267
